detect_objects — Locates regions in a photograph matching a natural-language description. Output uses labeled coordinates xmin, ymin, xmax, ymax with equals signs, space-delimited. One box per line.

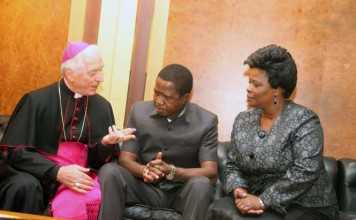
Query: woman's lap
xmin=207 ymin=197 xmax=282 ymax=220
xmin=208 ymin=197 xmax=336 ymax=220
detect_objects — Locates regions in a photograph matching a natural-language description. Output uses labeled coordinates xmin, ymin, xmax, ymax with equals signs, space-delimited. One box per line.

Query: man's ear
xmin=63 ymin=68 xmax=75 ymax=83
xmin=182 ymin=92 xmax=192 ymax=103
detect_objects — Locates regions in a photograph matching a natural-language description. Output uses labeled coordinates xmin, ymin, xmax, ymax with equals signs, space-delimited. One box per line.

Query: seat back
xmin=0 ymin=115 xmax=10 ymax=177
xmin=217 ymin=142 xmax=231 ymax=186
xmin=338 ymin=159 xmax=356 ymax=214
xmin=323 ymin=156 xmax=338 ymax=191
xmin=0 ymin=115 xmax=10 ymax=141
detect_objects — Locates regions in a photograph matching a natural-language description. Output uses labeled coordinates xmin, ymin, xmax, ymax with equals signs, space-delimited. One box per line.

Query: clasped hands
xmin=234 ymin=187 xmax=264 ymax=215
xmin=142 ymin=152 xmax=172 ymax=183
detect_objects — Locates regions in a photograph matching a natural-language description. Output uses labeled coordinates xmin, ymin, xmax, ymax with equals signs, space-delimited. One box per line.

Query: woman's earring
xmin=273 ymin=95 xmax=277 ymax=105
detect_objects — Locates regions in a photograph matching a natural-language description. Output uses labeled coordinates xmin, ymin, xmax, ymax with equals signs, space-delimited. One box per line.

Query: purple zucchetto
xmin=61 ymin=42 xmax=90 ymax=63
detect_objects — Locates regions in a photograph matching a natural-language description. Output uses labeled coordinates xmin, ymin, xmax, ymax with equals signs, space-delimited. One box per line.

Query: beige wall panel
xmin=164 ymin=0 xmax=356 ymax=159
xmin=0 ymin=0 xmax=71 ymax=115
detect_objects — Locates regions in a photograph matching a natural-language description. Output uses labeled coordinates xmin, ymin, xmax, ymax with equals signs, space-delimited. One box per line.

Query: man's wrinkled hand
xmin=147 ymin=152 xmax=170 ymax=176
xmin=101 ymin=125 xmax=136 ymax=145
xmin=57 ymin=164 xmax=94 ymax=194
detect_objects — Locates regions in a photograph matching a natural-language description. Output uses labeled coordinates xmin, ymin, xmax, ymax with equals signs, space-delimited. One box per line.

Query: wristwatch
xmin=166 ymin=164 xmax=176 ymax=180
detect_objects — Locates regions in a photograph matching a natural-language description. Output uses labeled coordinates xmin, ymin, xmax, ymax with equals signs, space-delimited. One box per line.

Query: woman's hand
xmin=234 ymin=187 xmax=248 ymax=199
xmin=57 ymin=164 xmax=94 ymax=194
xmin=235 ymin=194 xmax=264 ymax=215
xmin=101 ymin=126 xmax=136 ymax=145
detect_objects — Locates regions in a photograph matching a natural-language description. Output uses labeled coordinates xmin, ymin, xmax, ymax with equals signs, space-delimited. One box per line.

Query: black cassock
xmin=0 ymin=79 xmax=118 ymax=213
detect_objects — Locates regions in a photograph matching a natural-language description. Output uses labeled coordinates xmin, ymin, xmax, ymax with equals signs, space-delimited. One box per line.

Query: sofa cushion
xmin=124 ymin=204 xmax=181 ymax=220
xmin=339 ymin=212 xmax=356 ymax=220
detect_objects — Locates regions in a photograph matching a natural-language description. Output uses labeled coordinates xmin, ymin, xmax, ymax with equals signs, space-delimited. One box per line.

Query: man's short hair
xmin=158 ymin=64 xmax=193 ymax=96
xmin=244 ymin=44 xmax=297 ymax=98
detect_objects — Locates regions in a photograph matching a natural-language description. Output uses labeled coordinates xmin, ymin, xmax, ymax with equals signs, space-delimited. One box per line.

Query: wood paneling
xmin=164 ymin=0 xmax=356 ymax=159
xmin=0 ymin=0 xmax=71 ymax=115
xmin=125 ymin=0 xmax=155 ymax=126
xmin=83 ymin=0 xmax=101 ymax=44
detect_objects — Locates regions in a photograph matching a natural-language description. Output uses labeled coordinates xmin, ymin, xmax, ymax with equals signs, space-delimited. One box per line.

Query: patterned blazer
xmin=225 ymin=101 xmax=338 ymax=214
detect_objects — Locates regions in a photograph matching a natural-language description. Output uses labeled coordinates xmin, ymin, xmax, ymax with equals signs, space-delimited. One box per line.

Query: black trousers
xmin=207 ymin=197 xmax=338 ymax=220
xmin=0 ymin=168 xmax=44 ymax=214
xmin=98 ymin=162 xmax=214 ymax=220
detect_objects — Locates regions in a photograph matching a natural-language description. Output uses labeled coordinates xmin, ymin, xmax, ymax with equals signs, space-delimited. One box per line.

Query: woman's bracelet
xmin=258 ymin=197 xmax=265 ymax=209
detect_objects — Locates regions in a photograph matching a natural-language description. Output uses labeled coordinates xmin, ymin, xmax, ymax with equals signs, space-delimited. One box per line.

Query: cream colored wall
xmin=97 ymin=0 xmax=138 ymax=128
xmin=68 ymin=0 xmax=138 ymax=128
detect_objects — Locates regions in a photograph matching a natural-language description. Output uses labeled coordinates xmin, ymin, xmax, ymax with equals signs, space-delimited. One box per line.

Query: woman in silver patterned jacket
xmin=208 ymin=45 xmax=338 ymax=220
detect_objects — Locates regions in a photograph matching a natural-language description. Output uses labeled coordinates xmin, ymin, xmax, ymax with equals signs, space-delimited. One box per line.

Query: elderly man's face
xmin=153 ymin=77 xmax=189 ymax=117
xmin=65 ymin=57 xmax=104 ymax=96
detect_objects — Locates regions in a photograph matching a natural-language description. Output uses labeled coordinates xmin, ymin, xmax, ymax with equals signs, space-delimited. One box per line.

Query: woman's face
xmin=245 ymin=67 xmax=275 ymax=108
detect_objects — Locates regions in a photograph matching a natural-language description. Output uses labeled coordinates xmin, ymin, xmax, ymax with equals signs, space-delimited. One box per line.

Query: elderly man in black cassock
xmin=0 ymin=42 xmax=135 ymax=219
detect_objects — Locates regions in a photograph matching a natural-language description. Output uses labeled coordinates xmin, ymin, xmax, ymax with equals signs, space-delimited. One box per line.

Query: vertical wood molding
xmin=144 ymin=0 xmax=170 ymax=101
xmin=83 ymin=0 xmax=101 ymax=43
xmin=124 ymin=0 xmax=156 ymax=125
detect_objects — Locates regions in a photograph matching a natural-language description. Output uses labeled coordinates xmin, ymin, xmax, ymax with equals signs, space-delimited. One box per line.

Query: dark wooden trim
xmin=83 ymin=0 xmax=101 ymax=43
xmin=124 ymin=0 xmax=156 ymax=126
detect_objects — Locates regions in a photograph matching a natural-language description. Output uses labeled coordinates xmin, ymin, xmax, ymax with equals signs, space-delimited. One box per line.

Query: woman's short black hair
xmin=244 ymin=44 xmax=297 ymax=98
xmin=158 ymin=64 xmax=193 ymax=96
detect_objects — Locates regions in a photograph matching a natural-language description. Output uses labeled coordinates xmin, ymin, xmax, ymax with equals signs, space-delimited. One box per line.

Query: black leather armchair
xmin=0 ymin=115 xmax=9 ymax=141
xmin=216 ymin=142 xmax=356 ymax=220
xmin=0 ymin=115 xmax=10 ymax=178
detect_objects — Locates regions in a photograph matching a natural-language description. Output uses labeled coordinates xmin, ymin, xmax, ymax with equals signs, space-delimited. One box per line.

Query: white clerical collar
xmin=74 ymin=93 xmax=83 ymax=99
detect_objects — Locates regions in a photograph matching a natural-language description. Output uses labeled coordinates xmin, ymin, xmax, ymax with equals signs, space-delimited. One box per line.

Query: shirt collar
xmin=149 ymin=103 xmax=192 ymax=123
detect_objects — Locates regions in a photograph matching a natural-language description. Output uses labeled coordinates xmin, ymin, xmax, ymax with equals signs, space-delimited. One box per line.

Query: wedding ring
xmin=75 ymin=182 xmax=80 ymax=187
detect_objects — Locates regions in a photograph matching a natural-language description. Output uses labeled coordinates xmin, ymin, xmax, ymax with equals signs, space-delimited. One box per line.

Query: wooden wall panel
xmin=0 ymin=0 xmax=71 ymax=115
xmin=164 ymin=0 xmax=356 ymax=159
